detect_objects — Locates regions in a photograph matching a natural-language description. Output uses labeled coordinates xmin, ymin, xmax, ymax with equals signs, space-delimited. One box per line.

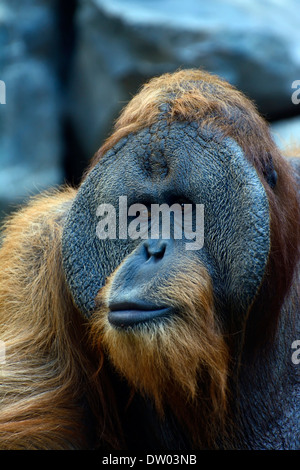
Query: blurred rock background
xmin=0 ymin=0 xmax=300 ymax=219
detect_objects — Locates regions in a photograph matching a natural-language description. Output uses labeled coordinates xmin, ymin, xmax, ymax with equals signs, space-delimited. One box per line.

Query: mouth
xmin=108 ymin=301 xmax=172 ymax=328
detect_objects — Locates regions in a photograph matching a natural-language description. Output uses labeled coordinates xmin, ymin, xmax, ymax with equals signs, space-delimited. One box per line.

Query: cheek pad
xmin=61 ymin=138 xmax=137 ymax=317
xmin=62 ymin=121 xmax=270 ymax=318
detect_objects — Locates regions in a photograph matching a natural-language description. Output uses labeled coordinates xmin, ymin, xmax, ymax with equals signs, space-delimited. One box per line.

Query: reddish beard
xmin=91 ymin=261 xmax=230 ymax=448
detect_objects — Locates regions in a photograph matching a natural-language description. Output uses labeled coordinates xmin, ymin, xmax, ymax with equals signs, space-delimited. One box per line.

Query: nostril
xmin=155 ymin=242 xmax=166 ymax=260
xmin=144 ymin=240 xmax=167 ymax=261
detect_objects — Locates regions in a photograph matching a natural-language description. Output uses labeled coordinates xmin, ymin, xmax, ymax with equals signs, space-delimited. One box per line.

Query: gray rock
xmin=0 ymin=0 xmax=63 ymax=217
xmin=70 ymin=0 xmax=300 ymax=158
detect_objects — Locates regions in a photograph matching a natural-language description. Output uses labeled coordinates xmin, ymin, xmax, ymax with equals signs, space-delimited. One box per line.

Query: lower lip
xmin=108 ymin=307 xmax=172 ymax=328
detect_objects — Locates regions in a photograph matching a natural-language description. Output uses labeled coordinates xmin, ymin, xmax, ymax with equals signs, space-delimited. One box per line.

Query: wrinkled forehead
xmin=94 ymin=119 xmax=260 ymax=203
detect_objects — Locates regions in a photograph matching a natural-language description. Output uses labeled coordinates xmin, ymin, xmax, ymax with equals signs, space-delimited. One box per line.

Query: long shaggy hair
xmin=0 ymin=190 xmax=121 ymax=449
xmin=0 ymin=190 xmax=91 ymax=449
xmin=91 ymin=259 xmax=229 ymax=447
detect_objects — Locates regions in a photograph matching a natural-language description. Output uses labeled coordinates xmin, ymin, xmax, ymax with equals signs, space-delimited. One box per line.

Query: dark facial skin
xmin=108 ymin=241 xmax=173 ymax=327
xmin=63 ymin=120 xmax=270 ymax=332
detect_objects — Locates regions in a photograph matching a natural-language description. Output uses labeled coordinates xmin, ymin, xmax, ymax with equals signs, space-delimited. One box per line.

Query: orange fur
xmin=0 ymin=189 xmax=94 ymax=449
xmin=0 ymin=189 xmax=125 ymax=450
xmin=91 ymin=260 xmax=229 ymax=447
